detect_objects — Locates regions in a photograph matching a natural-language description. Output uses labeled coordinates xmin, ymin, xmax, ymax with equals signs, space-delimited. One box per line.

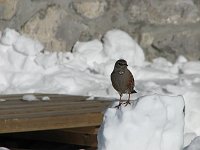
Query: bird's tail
xmin=131 ymin=89 xmax=137 ymax=93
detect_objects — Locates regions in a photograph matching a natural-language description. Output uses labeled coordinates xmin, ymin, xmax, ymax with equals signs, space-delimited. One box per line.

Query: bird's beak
xmin=126 ymin=64 xmax=128 ymax=66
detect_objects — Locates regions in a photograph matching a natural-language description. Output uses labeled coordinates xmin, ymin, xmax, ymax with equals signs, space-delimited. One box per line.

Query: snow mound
xmin=102 ymin=29 xmax=145 ymax=67
xmin=72 ymin=39 xmax=107 ymax=68
xmin=0 ymin=28 xmax=20 ymax=45
xmin=181 ymin=61 xmax=200 ymax=74
xmin=0 ymin=147 xmax=10 ymax=150
xmin=13 ymin=35 xmax=44 ymax=56
xmin=42 ymin=96 xmax=50 ymax=101
xmin=22 ymin=94 xmax=38 ymax=101
xmin=98 ymin=94 xmax=185 ymax=150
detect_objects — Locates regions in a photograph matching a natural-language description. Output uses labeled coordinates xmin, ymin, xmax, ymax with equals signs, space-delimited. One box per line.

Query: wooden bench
xmin=0 ymin=94 xmax=112 ymax=148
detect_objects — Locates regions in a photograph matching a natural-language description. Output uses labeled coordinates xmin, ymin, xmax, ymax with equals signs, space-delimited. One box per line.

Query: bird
xmin=111 ymin=59 xmax=137 ymax=108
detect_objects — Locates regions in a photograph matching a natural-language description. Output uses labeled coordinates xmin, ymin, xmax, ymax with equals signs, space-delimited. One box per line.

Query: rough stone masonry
xmin=0 ymin=0 xmax=200 ymax=62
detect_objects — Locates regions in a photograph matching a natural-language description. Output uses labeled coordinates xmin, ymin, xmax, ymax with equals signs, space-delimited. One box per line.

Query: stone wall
xmin=0 ymin=0 xmax=200 ymax=62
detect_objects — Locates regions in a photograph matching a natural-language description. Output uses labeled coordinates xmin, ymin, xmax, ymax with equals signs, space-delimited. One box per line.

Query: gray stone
xmin=22 ymin=4 xmax=88 ymax=52
xmin=21 ymin=5 xmax=67 ymax=51
xmin=55 ymin=15 xmax=88 ymax=51
xmin=72 ymin=0 xmax=108 ymax=19
xmin=128 ymin=0 xmax=200 ymax=24
xmin=10 ymin=0 xmax=49 ymax=30
xmin=140 ymin=24 xmax=200 ymax=62
xmin=1 ymin=0 xmax=200 ymax=61
xmin=0 ymin=0 xmax=18 ymax=20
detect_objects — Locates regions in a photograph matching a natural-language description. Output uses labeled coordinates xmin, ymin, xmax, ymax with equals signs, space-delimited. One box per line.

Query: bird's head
xmin=114 ymin=59 xmax=128 ymax=70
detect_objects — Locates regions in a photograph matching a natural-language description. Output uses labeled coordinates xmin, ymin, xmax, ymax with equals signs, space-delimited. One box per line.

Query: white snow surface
xmin=42 ymin=96 xmax=50 ymax=101
xmin=98 ymin=94 xmax=185 ymax=150
xmin=102 ymin=29 xmax=145 ymax=67
xmin=0 ymin=147 xmax=10 ymax=150
xmin=0 ymin=28 xmax=200 ymax=148
xmin=22 ymin=94 xmax=38 ymax=101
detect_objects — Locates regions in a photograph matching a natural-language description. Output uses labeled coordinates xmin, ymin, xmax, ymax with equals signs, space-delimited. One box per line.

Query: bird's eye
xmin=118 ymin=63 xmax=123 ymax=66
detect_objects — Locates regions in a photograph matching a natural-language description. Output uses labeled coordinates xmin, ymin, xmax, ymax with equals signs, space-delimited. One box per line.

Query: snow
xmin=0 ymin=99 xmax=6 ymax=102
xmin=72 ymin=39 xmax=107 ymax=68
xmin=42 ymin=96 xmax=50 ymax=101
xmin=97 ymin=94 xmax=185 ymax=150
xmin=0 ymin=147 xmax=10 ymax=150
xmin=13 ymin=35 xmax=44 ymax=56
xmin=0 ymin=28 xmax=200 ymax=149
xmin=181 ymin=61 xmax=200 ymax=74
xmin=22 ymin=95 xmax=50 ymax=101
xmin=102 ymin=29 xmax=145 ymax=66
xmin=0 ymin=28 xmax=20 ymax=45
xmin=22 ymin=94 xmax=38 ymax=101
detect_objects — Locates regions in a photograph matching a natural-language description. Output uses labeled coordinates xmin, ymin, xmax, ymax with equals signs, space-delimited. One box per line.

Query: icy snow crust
xmin=98 ymin=94 xmax=185 ymax=150
xmin=0 ymin=28 xmax=200 ymax=148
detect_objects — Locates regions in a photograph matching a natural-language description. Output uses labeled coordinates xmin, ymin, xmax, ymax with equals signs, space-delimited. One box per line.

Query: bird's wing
xmin=111 ymin=71 xmax=121 ymax=93
xmin=127 ymin=70 xmax=135 ymax=93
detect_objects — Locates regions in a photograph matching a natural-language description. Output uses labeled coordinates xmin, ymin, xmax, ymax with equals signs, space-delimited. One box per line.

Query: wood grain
xmin=0 ymin=94 xmax=112 ymax=133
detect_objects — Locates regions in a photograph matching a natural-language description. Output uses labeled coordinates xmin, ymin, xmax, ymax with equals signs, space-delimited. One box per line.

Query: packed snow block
xmin=98 ymin=94 xmax=185 ymax=150
xmin=13 ymin=35 xmax=44 ymax=56
xmin=0 ymin=28 xmax=20 ymax=45
xmin=102 ymin=29 xmax=145 ymax=66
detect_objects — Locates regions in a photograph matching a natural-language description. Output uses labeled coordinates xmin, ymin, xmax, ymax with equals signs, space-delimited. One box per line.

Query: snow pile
xmin=98 ymin=94 xmax=185 ymax=150
xmin=102 ymin=29 xmax=145 ymax=66
xmin=0 ymin=28 xmax=145 ymax=95
xmin=0 ymin=147 xmax=10 ymax=150
xmin=42 ymin=96 xmax=50 ymax=101
xmin=1 ymin=28 xmax=200 ymax=148
xmin=22 ymin=94 xmax=39 ymax=101
xmin=72 ymin=39 xmax=106 ymax=68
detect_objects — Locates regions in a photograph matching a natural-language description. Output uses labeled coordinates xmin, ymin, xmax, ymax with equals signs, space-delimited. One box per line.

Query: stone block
xmin=128 ymin=0 xmax=200 ymax=24
xmin=72 ymin=0 xmax=107 ymax=19
xmin=0 ymin=0 xmax=18 ymax=20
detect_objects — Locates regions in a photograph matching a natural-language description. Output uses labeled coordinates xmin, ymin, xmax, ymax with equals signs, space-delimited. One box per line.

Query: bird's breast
xmin=111 ymin=71 xmax=130 ymax=94
xmin=119 ymin=71 xmax=125 ymax=75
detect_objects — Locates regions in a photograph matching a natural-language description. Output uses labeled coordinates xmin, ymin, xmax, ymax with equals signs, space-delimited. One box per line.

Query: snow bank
xmin=22 ymin=94 xmax=39 ymax=101
xmin=181 ymin=61 xmax=200 ymax=75
xmin=14 ymin=35 xmax=44 ymax=56
xmin=0 ymin=147 xmax=10 ymax=150
xmin=72 ymin=39 xmax=107 ymax=68
xmin=0 ymin=28 xmax=145 ymax=95
xmin=0 ymin=28 xmax=19 ymax=45
xmin=102 ymin=29 xmax=145 ymax=66
xmin=98 ymin=94 xmax=185 ymax=150
xmin=1 ymin=28 xmax=200 ymax=146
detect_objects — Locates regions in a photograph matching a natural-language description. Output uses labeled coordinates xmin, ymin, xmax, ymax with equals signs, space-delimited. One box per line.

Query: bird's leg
xmin=124 ymin=93 xmax=131 ymax=106
xmin=115 ymin=94 xmax=123 ymax=109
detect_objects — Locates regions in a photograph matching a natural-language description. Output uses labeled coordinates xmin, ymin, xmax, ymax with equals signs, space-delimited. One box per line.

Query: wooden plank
xmin=0 ymin=94 xmax=112 ymax=134
xmin=38 ymin=130 xmax=98 ymax=147
xmin=0 ymin=100 xmax=110 ymax=109
xmin=64 ymin=126 xmax=99 ymax=134
xmin=7 ymin=130 xmax=97 ymax=147
xmin=0 ymin=100 xmax=110 ymax=119
xmin=0 ymin=101 xmax=110 ymax=114
xmin=2 ymin=126 xmax=99 ymax=147
xmin=0 ymin=112 xmax=103 ymax=133
xmin=0 ymin=93 xmax=88 ymax=100
xmin=0 ymin=106 xmax=108 ymax=120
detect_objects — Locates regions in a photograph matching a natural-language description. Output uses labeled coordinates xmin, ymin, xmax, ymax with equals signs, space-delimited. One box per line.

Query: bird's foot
xmin=123 ymin=100 xmax=131 ymax=106
xmin=114 ymin=102 xmax=122 ymax=109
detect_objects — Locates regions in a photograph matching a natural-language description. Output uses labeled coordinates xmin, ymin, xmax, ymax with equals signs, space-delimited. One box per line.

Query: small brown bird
xmin=111 ymin=59 xmax=137 ymax=108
